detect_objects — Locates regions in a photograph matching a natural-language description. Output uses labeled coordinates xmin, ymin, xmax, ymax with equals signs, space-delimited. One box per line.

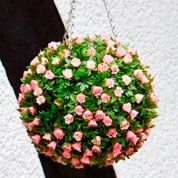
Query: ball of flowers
xmin=17 ymin=33 xmax=159 ymax=168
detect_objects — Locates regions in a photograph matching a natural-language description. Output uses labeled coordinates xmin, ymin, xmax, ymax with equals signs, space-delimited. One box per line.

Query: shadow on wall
xmin=0 ymin=0 xmax=116 ymax=178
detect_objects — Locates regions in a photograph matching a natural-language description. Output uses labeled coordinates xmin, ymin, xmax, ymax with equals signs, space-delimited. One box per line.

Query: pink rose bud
xmin=141 ymin=76 xmax=149 ymax=84
xmin=126 ymin=131 xmax=138 ymax=145
xmin=20 ymin=84 xmax=31 ymax=94
xmin=64 ymin=113 xmax=74 ymax=124
xmin=81 ymin=155 xmax=90 ymax=164
xmin=48 ymin=41 xmax=59 ymax=51
xmin=84 ymin=149 xmax=93 ymax=157
xmin=130 ymin=110 xmax=139 ymax=119
xmin=74 ymin=105 xmax=84 ymax=115
xmin=54 ymin=128 xmax=65 ymax=140
xmin=32 ymin=117 xmax=40 ymax=126
xmin=27 ymin=122 xmax=34 ymax=131
xmin=45 ymin=70 xmax=55 ymax=80
xmin=89 ymin=35 xmax=96 ymax=42
xmin=23 ymin=69 xmax=32 ymax=79
xmin=151 ymin=82 xmax=156 ymax=92
xmin=42 ymin=133 xmax=51 ymax=141
xmin=123 ymin=54 xmax=133 ymax=63
xmin=119 ymin=153 xmax=126 ymax=160
xmin=30 ymin=57 xmax=39 ymax=66
xmin=150 ymin=93 xmax=159 ymax=106
xmin=72 ymin=142 xmax=82 ymax=152
xmin=113 ymin=143 xmax=122 ymax=157
xmin=88 ymin=47 xmax=96 ymax=56
xmin=135 ymin=94 xmax=144 ymax=104
xmin=107 ymin=128 xmax=117 ymax=138
xmin=36 ymin=95 xmax=46 ymax=105
xmin=33 ymin=87 xmax=43 ymax=96
xmin=106 ymin=40 xmax=115 ymax=51
xmin=43 ymin=151 xmax=53 ymax=157
xmin=120 ymin=120 xmax=130 ymax=130
xmin=111 ymin=65 xmax=119 ymax=74
xmin=62 ymin=69 xmax=73 ymax=79
xmin=116 ymin=46 xmax=126 ymax=57
xmin=133 ymin=69 xmax=144 ymax=79
xmin=36 ymin=64 xmax=46 ymax=74
xmin=122 ymin=103 xmax=132 ymax=113
xmin=129 ymin=48 xmax=136 ymax=55
xmin=28 ymin=106 xmax=36 ymax=115
xmin=56 ymin=156 xmax=63 ymax=163
xmin=52 ymin=57 xmax=60 ymax=65
xmin=47 ymin=141 xmax=56 ymax=150
xmin=41 ymin=57 xmax=49 ymax=65
xmin=38 ymin=51 xmax=44 ymax=56
xmin=31 ymin=135 xmax=41 ymax=145
xmin=140 ymin=132 xmax=148 ymax=142
xmin=102 ymin=116 xmax=112 ymax=126
xmin=101 ymin=93 xmax=110 ymax=103
xmin=92 ymin=86 xmax=103 ymax=97
xmin=73 ymin=131 xmax=83 ymax=141
xmin=75 ymin=37 xmax=84 ymax=44
xmin=62 ymin=143 xmax=72 ymax=151
xmin=30 ymin=80 xmax=39 ymax=90
xmin=95 ymin=110 xmax=106 ymax=121
xmin=98 ymin=63 xmax=108 ymax=72
xmin=99 ymin=32 xmax=110 ymax=42
xmin=106 ymin=78 xmax=115 ymax=88
xmin=114 ymin=87 xmax=123 ymax=97
xmin=76 ymin=93 xmax=86 ymax=104
xmin=102 ymin=55 xmax=114 ymax=64
xmin=106 ymin=160 xmax=114 ymax=166
xmin=122 ymin=75 xmax=131 ymax=86
xmin=92 ymin=145 xmax=101 ymax=153
xmin=83 ymin=110 xmax=93 ymax=120
xmin=88 ymin=119 xmax=98 ymax=127
xmin=137 ymin=142 xmax=143 ymax=148
xmin=71 ymin=158 xmax=80 ymax=166
xmin=144 ymin=128 xmax=151 ymax=136
xmin=71 ymin=57 xmax=81 ymax=67
xmin=92 ymin=136 xmax=101 ymax=145
xmin=17 ymin=93 xmax=24 ymax=105
xmin=135 ymin=128 xmax=143 ymax=133
xmin=125 ymin=147 xmax=135 ymax=156
xmin=86 ymin=60 xmax=96 ymax=70
xmin=62 ymin=149 xmax=71 ymax=159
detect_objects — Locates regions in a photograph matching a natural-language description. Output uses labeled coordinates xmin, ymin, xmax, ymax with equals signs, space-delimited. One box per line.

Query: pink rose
xmin=28 ymin=106 xmax=36 ymax=115
xmin=125 ymin=147 xmax=135 ymax=156
xmin=114 ymin=87 xmax=123 ymax=97
xmin=92 ymin=86 xmax=103 ymax=97
xmin=116 ymin=46 xmax=126 ymax=57
xmin=71 ymin=158 xmax=80 ymax=165
xmin=38 ymin=51 xmax=44 ymax=56
xmin=120 ymin=120 xmax=130 ymax=130
xmin=30 ymin=80 xmax=39 ymax=90
xmin=32 ymin=117 xmax=40 ymax=126
xmin=45 ymin=70 xmax=55 ymax=80
xmin=83 ymin=110 xmax=93 ymax=120
xmin=88 ymin=119 xmax=98 ymax=127
xmin=31 ymin=135 xmax=41 ymax=145
xmin=151 ymin=82 xmax=156 ymax=92
xmin=101 ymin=93 xmax=110 ymax=103
xmin=20 ymin=84 xmax=31 ymax=94
xmin=123 ymin=54 xmax=133 ymax=63
xmin=63 ymin=49 xmax=70 ymax=59
xmin=133 ymin=69 xmax=144 ymax=79
xmin=48 ymin=41 xmax=59 ymax=51
xmin=52 ymin=57 xmax=60 ymax=65
xmin=23 ymin=69 xmax=32 ymax=79
xmin=129 ymin=48 xmax=136 ymax=55
xmin=86 ymin=60 xmax=95 ymax=70
xmin=135 ymin=94 xmax=144 ymax=104
xmin=145 ymin=128 xmax=151 ymax=136
xmin=126 ymin=131 xmax=138 ymax=145
xmin=62 ymin=149 xmax=71 ymax=159
xmin=94 ymin=110 xmax=106 ymax=121
xmin=33 ymin=87 xmax=43 ymax=96
xmin=56 ymin=156 xmax=63 ymax=163
xmin=36 ymin=95 xmax=46 ymax=105
xmin=17 ymin=93 xmax=24 ymax=105
xmin=102 ymin=55 xmax=114 ymax=64
xmin=43 ymin=151 xmax=53 ymax=157
xmin=76 ymin=93 xmax=86 ymax=104
xmin=99 ymin=32 xmax=110 ymax=41
xmin=92 ymin=136 xmax=101 ymax=145
xmin=135 ymin=128 xmax=143 ymax=133
xmin=98 ymin=63 xmax=108 ymax=72
xmin=92 ymin=145 xmax=101 ymax=153
xmin=122 ymin=103 xmax=132 ymax=113
xmin=107 ymin=128 xmax=117 ymax=138
xmin=30 ymin=57 xmax=39 ymax=66
xmin=119 ymin=153 xmax=126 ymax=160
xmin=54 ymin=128 xmax=65 ymax=140
xmin=75 ymin=37 xmax=84 ymax=44
xmin=36 ymin=64 xmax=46 ymax=74
xmin=113 ymin=143 xmax=122 ymax=157
xmin=150 ymin=93 xmax=159 ymax=106
xmin=141 ymin=76 xmax=149 ymax=84
xmin=41 ymin=57 xmax=49 ymax=65
xmin=71 ymin=57 xmax=81 ymax=67
xmin=47 ymin=141 xmax=56 ymax=150
xmin=64 ymin=114 xmax=74 ymax=124
xmin=62 ymin=143 xmax=72 ymax=151
xmin=27 ymin=122 xmax=34 ymax=131
xmin=130 ymin=110 xmax=139 ymax=119
xmin=106 ymin=78 xmax=115 ymax=88
xmin=122 ymin=75 xmax=131 ymax=86
xmin=106 ymin=40 xmax=115 ymax=51
xmin=84 ymin=149 xmax=93 ymax=157
xmin=73 ymin=131 xmax=83 ymax=141
xmin=81 ymin=155 xmax=90 ymax=164
xmin=42 ymin=133 xmax=51 ymax=141
xmin=88 ymin=47 xmax=96 ymax=56
xmin=102 ymin=116 xmax=112 ymax=126
xmin=137 ymin=142 xmax=143 ymax=148
xmin=72 ymin=142 xmax=82 ymax=152
xmin=111 ymin=65 xmax=119 ymax=74
xmin=140 ymin=132 xmax=148 ymax=142
xmin=74 ymin=105 xmax=84 ymax=115
xmin=62 ymin=69 xmax=73 ymax=79
xmin=89 ymin=35 xmax=96 ymax=42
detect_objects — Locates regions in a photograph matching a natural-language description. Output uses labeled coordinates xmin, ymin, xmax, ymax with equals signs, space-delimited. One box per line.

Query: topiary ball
xmin=17 ymin=33 xmax=159 ymax=168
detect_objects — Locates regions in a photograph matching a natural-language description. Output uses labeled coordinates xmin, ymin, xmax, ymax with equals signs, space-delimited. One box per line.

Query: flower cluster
xmin=18 ymin=33 xmax=159 ymax=168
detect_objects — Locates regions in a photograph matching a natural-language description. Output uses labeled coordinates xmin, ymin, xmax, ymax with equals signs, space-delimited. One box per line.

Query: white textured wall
xmin=0 ymin=0 xmax=178 ymax=178
xmin=54 ymin=0 xmax=178 ymax=178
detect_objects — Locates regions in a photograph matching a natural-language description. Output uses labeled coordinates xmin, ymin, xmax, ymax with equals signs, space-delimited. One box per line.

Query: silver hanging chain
xmin=102 ymin=0 xmax=117 ymax=39
xmin=63 ymin=0 xmax=76 ymax=41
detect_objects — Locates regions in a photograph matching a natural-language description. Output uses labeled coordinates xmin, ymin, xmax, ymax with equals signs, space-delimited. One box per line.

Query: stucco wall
xmin=0 ymin=0 xmax=178 ymax=178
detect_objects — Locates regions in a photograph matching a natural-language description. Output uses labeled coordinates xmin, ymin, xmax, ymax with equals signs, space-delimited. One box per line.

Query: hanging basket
xmin=17 ymin=33 xmax=159 ymax=168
